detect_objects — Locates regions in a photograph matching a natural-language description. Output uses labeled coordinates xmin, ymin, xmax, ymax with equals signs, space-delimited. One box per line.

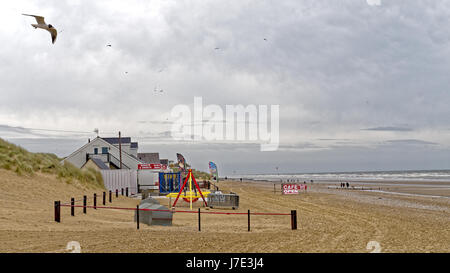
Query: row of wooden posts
xmin=54 ymin=187 xmax=298 ymax=231
xmin=54 ymin=187 xmax=129 ymax=222
xmin=134 ymin=207 xmax=297 ymax=231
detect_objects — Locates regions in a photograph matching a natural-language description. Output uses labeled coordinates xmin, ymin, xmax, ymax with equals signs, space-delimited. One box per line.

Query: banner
xmin=209 ymin=161 xmax=218 ymax=181
xmin=177 ymin=153 xmax=186 ymax=174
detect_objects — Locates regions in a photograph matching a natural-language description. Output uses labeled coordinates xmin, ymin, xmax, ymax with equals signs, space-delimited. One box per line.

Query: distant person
xmin=240 ymin=178 xmax=243 ymax=182
xmin=346 ymin=182 xmax=349 ymax=188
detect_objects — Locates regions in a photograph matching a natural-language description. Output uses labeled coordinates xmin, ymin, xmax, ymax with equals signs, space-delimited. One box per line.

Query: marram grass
xmin=0 ymin=138 xmax=104 ymax=188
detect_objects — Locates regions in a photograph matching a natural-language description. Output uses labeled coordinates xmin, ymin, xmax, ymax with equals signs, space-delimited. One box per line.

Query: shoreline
xmin=223 ymin=178 xmax=450 ymax=198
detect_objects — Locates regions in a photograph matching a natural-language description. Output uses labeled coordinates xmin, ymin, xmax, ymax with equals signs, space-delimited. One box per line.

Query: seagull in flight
xmin=22 ymin=14 xmax=57 ymax=44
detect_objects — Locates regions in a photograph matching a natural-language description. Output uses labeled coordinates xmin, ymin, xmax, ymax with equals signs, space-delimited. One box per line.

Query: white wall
xmin=100 ymin=169 xmax=138 ymax=195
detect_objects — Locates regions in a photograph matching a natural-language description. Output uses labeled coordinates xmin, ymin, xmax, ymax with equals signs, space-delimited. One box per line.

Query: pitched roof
xmin=90 ymin=158 xmax=110 ymax=170
xmin=102 ymin=137 xmax=131 ymax=145
xmin=137 ymin=153 xmax=160 ymax=164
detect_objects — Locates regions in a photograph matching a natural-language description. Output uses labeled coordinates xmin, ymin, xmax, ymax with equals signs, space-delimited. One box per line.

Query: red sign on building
xmin=138 ymin=164 xmax=167 ymax=170
xmin=282 ymin=184 xmax=307 ymax=195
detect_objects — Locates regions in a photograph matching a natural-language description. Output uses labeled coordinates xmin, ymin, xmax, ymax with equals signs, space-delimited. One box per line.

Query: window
xmin=102 ymin=147 xmax=108 ymax=154
xmin=94 ymin=148 xmax=98 ymax=154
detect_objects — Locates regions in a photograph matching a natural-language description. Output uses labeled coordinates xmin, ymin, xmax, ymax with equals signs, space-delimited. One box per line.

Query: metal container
xmin=208 ymin=192 xmax=239 ymax=209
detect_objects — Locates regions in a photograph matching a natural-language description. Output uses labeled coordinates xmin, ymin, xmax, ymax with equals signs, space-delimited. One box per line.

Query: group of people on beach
xmin=340 ymin=182 xmax=350 ymax=188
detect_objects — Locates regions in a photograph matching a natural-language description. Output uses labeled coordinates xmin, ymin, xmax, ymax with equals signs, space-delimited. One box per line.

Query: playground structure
xmin=166 ymin=169 xmax=210 ymax=210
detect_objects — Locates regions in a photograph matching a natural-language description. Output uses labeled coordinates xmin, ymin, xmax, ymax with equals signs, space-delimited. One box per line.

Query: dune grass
xmin=0 ymin=138 xmax=104 ymax=188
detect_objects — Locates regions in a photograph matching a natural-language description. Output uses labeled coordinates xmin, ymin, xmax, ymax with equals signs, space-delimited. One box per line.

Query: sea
xmin=227 ymin=169 xmax=450 ymax=183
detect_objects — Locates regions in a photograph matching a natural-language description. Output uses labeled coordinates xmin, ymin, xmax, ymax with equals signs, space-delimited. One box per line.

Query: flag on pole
xmin=209 ymin=161 xmax=218 ymax=181
xmin=177 ymin=153 xmax=186 ymax=174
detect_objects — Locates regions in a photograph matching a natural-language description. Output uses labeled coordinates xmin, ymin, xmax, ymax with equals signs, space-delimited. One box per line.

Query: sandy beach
xmin=0 ymin=169 xmax=448 ymax=253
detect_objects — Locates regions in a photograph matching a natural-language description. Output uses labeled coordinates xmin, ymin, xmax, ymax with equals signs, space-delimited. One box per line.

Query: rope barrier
xmin=55 ymin=188 xmax=297 ymax=230
xmin=59 ymin=204 xmax=291 ymax=216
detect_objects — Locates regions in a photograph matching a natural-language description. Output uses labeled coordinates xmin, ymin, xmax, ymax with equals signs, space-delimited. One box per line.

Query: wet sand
xmin=245 ymin=178 xmax=450 ymax=198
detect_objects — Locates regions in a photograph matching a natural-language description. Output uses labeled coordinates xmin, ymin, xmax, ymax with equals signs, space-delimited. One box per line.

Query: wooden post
xmin=119 ymin=131 xmax=123 ymax=169
xmin=54 ymin=201 xmax=60 ymax=222
xmin=136 ymin=205 xmax=140 ymax=230
xmin=198 ymin=208 xmax=201 ymax=232
xmin=94 ymin=193 xmax=97 ymax=209
xmin=248 ymin=210 xmax=251 ymax=232
xmin=126 ymin=187 xmax=129 ymax=197
xmin=109 ymin=190 xmax=112 ymax=203
xmin=103 ymin=192 xmax=106 ymax=205
xmin=71 ymin=198 xmax=75 ymax=216
xmin=291 ymin=210 xmax=297 ymax=230
xmin=83 ymin=195 xmax=87 ymax=214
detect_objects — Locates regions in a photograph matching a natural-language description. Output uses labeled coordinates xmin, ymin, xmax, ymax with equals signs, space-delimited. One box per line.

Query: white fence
xmin=100 ymin=170 xmax=138 ymax=195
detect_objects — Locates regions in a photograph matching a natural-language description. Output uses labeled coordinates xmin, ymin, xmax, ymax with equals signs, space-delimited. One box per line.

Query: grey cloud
xmin=362 ymin=126 xmax=414 ymax=132
xmin=384 ymin=139 xmax=438 ymax=146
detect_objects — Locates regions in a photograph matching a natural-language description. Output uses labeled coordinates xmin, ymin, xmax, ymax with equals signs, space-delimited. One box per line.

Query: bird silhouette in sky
xmin=22 ymin=14 xmax=57 ymax=44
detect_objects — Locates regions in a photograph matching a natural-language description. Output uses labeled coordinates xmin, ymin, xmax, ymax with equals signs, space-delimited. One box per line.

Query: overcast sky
xmin=1 ymin=0 xmax=450 ymax=175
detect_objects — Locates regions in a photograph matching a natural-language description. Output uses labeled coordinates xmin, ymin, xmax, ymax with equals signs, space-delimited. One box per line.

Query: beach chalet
xmin=62 ymin=136 xmax=142 ymax=170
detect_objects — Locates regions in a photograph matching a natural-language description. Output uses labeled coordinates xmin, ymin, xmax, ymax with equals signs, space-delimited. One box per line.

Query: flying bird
xmin=106 ymin=44 xmax=112 ymax=47
xmin=22 ymin=14 xmax=57 ymax=44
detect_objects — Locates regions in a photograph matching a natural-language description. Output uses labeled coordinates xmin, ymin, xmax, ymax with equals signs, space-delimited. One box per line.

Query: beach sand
xmin=0 ymin=169 xmax=449 ymax=253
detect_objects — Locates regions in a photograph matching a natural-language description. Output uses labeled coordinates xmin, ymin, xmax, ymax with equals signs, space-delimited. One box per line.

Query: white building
xmin=62 ymin=136 xmax=142 ymax=169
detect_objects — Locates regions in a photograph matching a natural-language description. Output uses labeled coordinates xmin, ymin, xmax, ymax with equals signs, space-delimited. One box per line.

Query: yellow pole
xmin=189 ymin=170 xmax=193 ymax=210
